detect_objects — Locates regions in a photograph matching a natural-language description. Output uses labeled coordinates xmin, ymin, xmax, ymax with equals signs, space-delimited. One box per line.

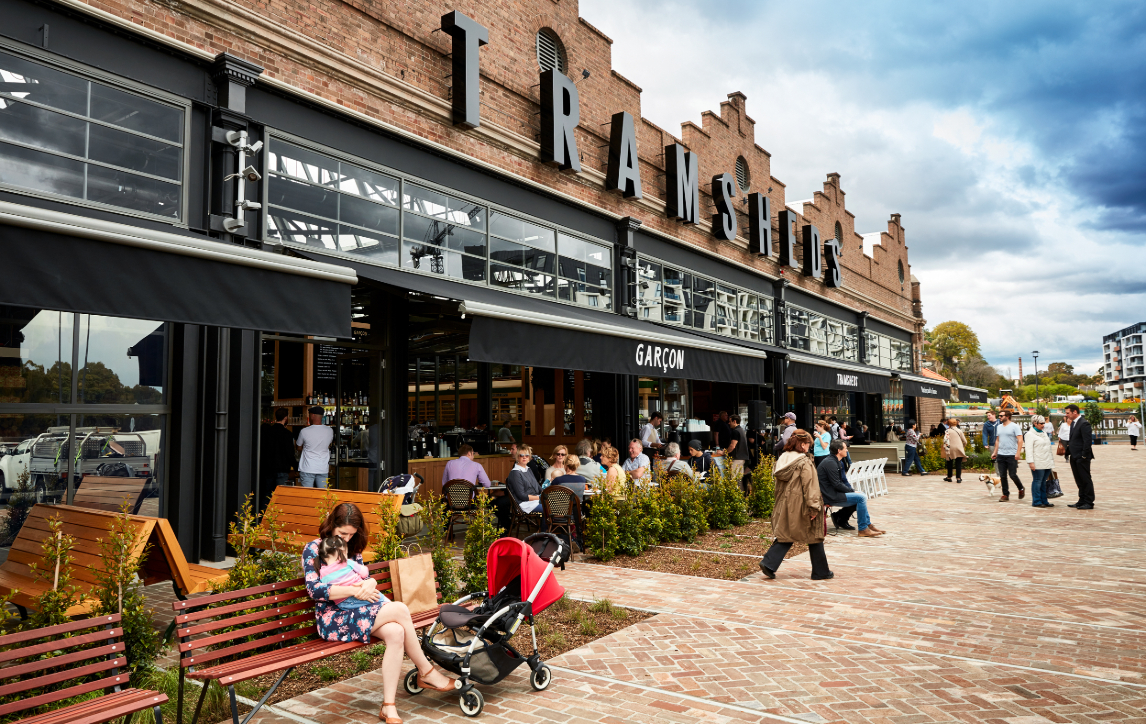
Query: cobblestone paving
xmin=248 ymin=446 xmax=1146 ymax=723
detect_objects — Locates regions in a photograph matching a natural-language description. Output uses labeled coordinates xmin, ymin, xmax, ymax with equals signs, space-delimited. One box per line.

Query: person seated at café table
xmin=545 ymin=445 xmax=570 ymax=483
xmin=640 ymin=412 xmax=665 ymax=453
xmin=687 ymin=440 xmax=715 ymax=477
xmin=506 ymin=445 xmax=542 ymax=513
xmin=622 ymin=438 xmax=651 ymax=483
xmin=441 ymin=444 xmax=491 ymax=489
xmin=600 ymin=444 xmax=625 ymax=494
xmin=575 ymin=439 xmax=604 ymax=482
xmin=551 ymin=455 xmax=588 ymax=501
xmin=661 ymin=442 xmax=695 ymax=479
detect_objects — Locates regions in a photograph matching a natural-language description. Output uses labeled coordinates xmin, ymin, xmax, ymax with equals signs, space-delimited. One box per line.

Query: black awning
xmin=902 ymin=377 xmax=951 ymax=400
xmin=469 ymin=316 xmax=768 ymax=384
xmin=959 ymin=387 xmax=988 ymax=403
xmin=787 ymin=360 xmax=890 ymax=394
xmin=2 ymin=224 xmax=351 ymax=336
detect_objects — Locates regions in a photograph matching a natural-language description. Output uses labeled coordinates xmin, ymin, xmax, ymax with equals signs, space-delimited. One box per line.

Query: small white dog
xmin=978 ymin=474 xmax=1001 ymax=494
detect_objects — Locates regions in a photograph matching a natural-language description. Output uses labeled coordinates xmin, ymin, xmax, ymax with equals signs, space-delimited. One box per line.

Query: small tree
xmin=28 ymin=514 xmax=80 ymax=628
xmin=667 ymin=473 xmax=708 ymax=542
xmin=583 ymin=488 xmax=619 ymax=561
xmin=94 ymin=505 xmax=160 ymax=676
xmin=0 ymin=469 xmax=34 ymax=546
xmin=316 ymin=489 xmax=340 ymax=523
xmin=1084 ymin=401 xmax=1104 ymax=440
xmin=747 ymin=455 xmax=776 ymax=519
xmin=370 ymin=496 xmax=405 ymax=563
xmin=420 ymin=491 xmax=460 ymax=601
xmin=461 ymin=493 xmax=502 ymax=594
xmin=704 ymin=461 xmax=749 ymax=530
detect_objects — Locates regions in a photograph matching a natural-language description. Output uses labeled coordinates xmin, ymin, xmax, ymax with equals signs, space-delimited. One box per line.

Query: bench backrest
xmin=265 ymin=487 xmax=402 ymax=541
xmin=0 ymin=505 xmax=159 ymax=590
xmin=0 ymin=613 xmax=132 ymax=718
xmin=74 ymin=476 xmax=149 ymax=514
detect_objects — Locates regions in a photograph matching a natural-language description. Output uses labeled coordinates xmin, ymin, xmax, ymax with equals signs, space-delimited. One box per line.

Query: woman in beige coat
xmin=758 ymin=430 xmax=833 ymax=580
xmin=943 ymin=417 xmax=968 ymax=484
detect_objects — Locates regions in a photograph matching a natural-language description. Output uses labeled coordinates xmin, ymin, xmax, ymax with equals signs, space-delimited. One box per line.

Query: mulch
xmin=585 ymin=519 xmax=810 ymax=581
xmin=216 ymin=597 xmax=651 ymax=720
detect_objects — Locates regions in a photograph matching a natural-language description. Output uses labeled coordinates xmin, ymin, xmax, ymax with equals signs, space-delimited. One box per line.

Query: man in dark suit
xmin=1064 ymin=404 xmax=1095 ymax=509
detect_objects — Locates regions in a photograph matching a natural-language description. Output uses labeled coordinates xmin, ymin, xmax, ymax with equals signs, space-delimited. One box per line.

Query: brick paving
xmin=245 ymin=446 xmax=1146 ymax=723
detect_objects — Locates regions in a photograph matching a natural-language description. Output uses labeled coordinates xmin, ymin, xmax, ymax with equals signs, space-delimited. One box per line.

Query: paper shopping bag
xmin=390 ymin=553 xmax=438 ymax=614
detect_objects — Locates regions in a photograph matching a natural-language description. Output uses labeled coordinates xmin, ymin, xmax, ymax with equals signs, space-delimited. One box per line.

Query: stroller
xmin=410 ymin=532 xmax=566 ymax=717
xmin=377 ymin=472 xmax=423 ymax=504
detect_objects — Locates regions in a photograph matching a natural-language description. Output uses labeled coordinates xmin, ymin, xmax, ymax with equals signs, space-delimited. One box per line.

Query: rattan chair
xmin=442 ymin=479 xmax=478 ymax=543
xmin=541 ymin=485 xmax=582 ymax=558
xmin=504 ymin=480 xmax=543 ymax=537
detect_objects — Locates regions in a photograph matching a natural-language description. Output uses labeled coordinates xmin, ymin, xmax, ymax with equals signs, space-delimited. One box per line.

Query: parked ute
xmin=29 ymin=427 xmax=156 ymax=502
xmin=0 ymin=436 xmax=39 ymax=493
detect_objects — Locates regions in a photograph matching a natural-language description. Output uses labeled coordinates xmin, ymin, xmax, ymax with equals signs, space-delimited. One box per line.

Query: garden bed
xmin=585 ymin=520 xmax=807 ymax=581
xmin=213 ymin=596 xmax=652 ymax=721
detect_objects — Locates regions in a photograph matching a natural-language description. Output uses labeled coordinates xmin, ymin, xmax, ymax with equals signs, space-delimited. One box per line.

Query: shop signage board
xmin=468 ymin=316 xmax=767 ymax=385
xmin=958 ymin=387 xmax=988 ymax=403
xmin=786 ymin=360 xmax=890 ymax=394
xmin=902 ymin=378 xmax=951 ymax=399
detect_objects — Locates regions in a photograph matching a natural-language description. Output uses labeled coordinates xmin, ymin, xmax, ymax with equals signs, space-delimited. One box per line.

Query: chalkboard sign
xmin=314 ymin=344 xmax=338 ymax=395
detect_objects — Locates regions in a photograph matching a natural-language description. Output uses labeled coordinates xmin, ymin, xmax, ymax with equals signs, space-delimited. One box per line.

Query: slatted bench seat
xmin=73 ymin=476 xmax=150 ymax=514
xmin=0 ymin=613 xmax=167 ymax=724
xmin=173 ymin=558 xmax=446 ymax=724
xmin=0 ymin=505 xmax=228 ymax=617
xmin=233 ymin=487 xmax=402 ymax=561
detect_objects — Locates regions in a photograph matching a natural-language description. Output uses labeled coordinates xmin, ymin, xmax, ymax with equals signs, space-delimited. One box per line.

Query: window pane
xmin=0 ymin=99 xmax=86 ymax=156
xmin=339 ymin=194 xmax=399 ymax=236
xmin=403 ymin=213 xmax=485 ymax=255
xmin=270 ymin=142 xmax=340 ymax=186
xmin=266 ymin=208 xmax=337 ymax=249
xmin=522 ymin=246 xmax=555 ymax=274
xmin=559 ymin=279 xmax=612 ymax=310
xmin=558 ymin=256 xmax=585 ymax=279
xmin=76 ymin=315 xmax=165 ymax=404
xmin=446 ymin=225 xmax=486 ymax=257
xmin=490 ymin=264 xmax=553 ymax=296
xmin=0 ymin=141 xmax=83 ymax=199
xmin=338 ymin=163 xmax=398 ymax=206
xmin=0 ymin=51 xmax=88 ymax=115
xmin=402 ymin=184 xmax=448 ymax=219
xmin=489 ymin=211 xmax=555 ymax=251
xmin=401 ymin=241 xmax=485 ymax=282
xmin=88 ymin=123 xmax=182 ymax=180
xmin=448 ymin=197 xmax=485 ymax=231
xmin=636 ymin=260 xmax=662 ymax=322
xmin=87 ymin=165 xmax=180 ymax=217
xmin=490 ymin=237 xmax=525 ymax=267
xmin=90 ymin=82 xmax=183 ymax=142
xmin=269 ymin=174 xmax=338 ymax=221
xmin=0 ymin=306 xmax=74 ymax=404
xmin=558 ymin=234 xmax=610 ymax=267
xmin=337 ymin=226 xmax=398 ymax=265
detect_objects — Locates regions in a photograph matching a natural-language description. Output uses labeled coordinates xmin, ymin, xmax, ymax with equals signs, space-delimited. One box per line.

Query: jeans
xmin=1030 ymin=468 xmax=1050 ymax=506
xmin=996 ymin=454 xmax=1023 ymax=496
xmin=843 ymin=491 xmax=871 ymax=531
xmin=903 ymin=445 xmax=925 ymax=474
xmin=274 ymin=472 xmax=291 ymax=486
xmin=298 ymin=471 xmax=326 ymax=488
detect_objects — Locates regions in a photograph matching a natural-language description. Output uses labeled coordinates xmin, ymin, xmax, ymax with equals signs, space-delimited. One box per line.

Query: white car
xmin=0 ymin=438 xmax=35 ymax=492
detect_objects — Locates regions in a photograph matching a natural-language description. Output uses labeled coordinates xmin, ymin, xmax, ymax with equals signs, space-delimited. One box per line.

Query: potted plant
xmin=1083 ymin=401 xmax=1105 ymax=444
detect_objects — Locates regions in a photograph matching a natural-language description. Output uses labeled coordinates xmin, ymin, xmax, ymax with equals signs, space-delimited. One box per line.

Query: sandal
xmin=379 ymin=702 xmax=401 ymax=724
xmin=417 ymin=665 xmax=457 ymax=693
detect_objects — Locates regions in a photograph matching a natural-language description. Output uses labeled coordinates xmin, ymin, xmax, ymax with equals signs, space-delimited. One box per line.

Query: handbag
xmin=1055 ymin=441 xmax=1066 ymax=456
xmin=1047 ymin=471 xmax=1063 ymax=498
xmin=389 ymin=551 xmax=438 ymax=614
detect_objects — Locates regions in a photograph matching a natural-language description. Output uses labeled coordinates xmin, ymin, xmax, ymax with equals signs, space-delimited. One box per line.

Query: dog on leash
xmin=978 ymin=474 xmax=1001 ymax=494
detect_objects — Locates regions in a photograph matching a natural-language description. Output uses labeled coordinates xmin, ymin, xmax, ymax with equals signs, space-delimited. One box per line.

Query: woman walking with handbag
xmin=943 ymin=417 xmax=968 ymax=484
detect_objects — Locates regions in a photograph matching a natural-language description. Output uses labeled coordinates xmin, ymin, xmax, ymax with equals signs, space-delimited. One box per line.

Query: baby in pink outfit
xmin=316 ymin=537 xmax=385 ymax=610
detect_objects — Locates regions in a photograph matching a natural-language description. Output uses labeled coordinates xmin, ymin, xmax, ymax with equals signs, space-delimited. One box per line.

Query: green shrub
xmin=350 ymin=649 xmax=372 ymax=673
xmin=94 ymin=505 xmax=160 ymax=677
xmin=461 ymin=493 xmax=503 ymax=594
xmin=920 ymin=437 xmax=945 ymax=472
xmin=704 ymin=461 xmax=749 ymax=530
xmin=314 ymin=664 xmax=338 ymax=682
xmin=420 ymin=491 xmax=461 ymax=602
xmin=370 ymin=496 xmax=406 ymax=563
xmin=131 ymin=667 xmax=229 ymax=724
xmin=28 ymin=514 xmax=80 ymax=629
xmin=222 ymin=494 xmax=301 ymax=592
xmin=667 ymin=473 xmax=708 ymax=542
xmin=583 ymin=488 xmax=619 ymax=561
xmin=614 ymin=485 xmax=650 ymax=556
xmin=747 ymin=455 xmax=776 ymax=519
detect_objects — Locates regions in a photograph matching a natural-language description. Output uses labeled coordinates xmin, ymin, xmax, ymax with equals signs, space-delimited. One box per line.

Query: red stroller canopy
xmin=486 ymin=537 xmax=565 ymax=614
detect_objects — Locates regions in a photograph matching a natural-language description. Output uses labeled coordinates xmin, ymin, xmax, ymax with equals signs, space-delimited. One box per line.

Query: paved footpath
xmin=250 ymin=446 xmax=1146 ymax=724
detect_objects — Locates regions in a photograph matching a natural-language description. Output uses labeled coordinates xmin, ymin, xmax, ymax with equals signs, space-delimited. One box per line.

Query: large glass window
xmin=865 ymin=330 xmax=912 ymax=372
xmin=556 ymin=233 xmax=611 ymax=309
xmin=0 ymin=48 xmax=185 ymax=219
xmin=787 ymin=305 xmax=858 ymax=361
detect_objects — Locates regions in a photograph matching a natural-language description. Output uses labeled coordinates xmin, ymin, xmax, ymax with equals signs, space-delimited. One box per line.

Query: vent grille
xmin=537 ymin=29 xmax=567 ymax=74
xmin=734 ymin=156 xmax=750 ymax=192
xmin=835 ymin=221 xmax=844 ymax=256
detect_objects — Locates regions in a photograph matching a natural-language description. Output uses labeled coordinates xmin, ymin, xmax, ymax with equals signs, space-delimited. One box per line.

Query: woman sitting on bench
xmin=304 ymin=503 xmax=455 ymax=723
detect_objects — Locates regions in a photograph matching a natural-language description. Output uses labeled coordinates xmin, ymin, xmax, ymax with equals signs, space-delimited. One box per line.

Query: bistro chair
xmin=442 ymin=479 xmax=478 ymax=543
xmin=541 ymin=485 xmax=583 ymax=561
xmin=505 ymin=481 xmax=543 ymax=537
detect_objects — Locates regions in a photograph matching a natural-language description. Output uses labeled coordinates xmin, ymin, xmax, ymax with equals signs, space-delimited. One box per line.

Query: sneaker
xmin=920 ymin=472 xmax=929 ymax=475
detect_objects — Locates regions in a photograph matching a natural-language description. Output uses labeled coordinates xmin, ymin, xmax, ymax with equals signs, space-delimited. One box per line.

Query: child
xmin=317 ymin=536 xmax=385 ymax=609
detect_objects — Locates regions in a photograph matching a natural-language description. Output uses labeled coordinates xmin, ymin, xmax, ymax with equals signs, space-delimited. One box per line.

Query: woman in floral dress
xmin=303 ymin=503 xmax=454 ymax=723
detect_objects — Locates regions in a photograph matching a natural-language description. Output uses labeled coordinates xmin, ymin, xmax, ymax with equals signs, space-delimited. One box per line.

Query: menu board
xmin=315 ymin=344 xmax=339 ymax=390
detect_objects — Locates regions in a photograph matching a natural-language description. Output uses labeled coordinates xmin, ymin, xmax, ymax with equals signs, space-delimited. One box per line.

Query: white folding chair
xmin=875 ymin=458 xmax=889 ymax=497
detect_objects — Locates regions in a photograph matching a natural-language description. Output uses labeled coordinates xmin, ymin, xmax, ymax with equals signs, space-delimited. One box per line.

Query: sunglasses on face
xmin=555 ymin=453 xmax=566 ymax=457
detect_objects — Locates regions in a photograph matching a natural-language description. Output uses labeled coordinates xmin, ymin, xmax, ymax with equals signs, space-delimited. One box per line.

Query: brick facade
xmin=63 ymin=0 xmax=924 ymax=349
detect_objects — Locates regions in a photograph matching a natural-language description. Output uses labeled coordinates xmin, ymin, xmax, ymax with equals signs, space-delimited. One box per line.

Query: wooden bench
xmin=73 ymin=476 xmax=149 ymax=514
xmin=0 ymin=613 xmax=168 ymax=723
xmin=236 ymin=487 xmax=402 ymax=561
xmin=0 ymin=505 xmax=228 ymax=617
xmin=173 ymin=558 xmax=445 ymax=724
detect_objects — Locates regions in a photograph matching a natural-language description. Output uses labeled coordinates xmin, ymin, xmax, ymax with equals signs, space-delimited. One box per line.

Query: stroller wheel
xmin=529 ymin=664 xmax=553 ymax=691
xmin=403 ymin=669 xmax=423 ymax=696
xmin=459 ymin=689 xmax=484 ymax=717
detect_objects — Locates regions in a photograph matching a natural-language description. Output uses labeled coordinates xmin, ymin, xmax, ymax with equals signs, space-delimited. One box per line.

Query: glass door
xmin=335 ymin=351 xmax=382 ymax=491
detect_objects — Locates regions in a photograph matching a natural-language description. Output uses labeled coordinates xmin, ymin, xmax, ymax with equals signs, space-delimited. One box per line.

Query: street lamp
xmin=1033 ymin=351 xmax=1040 ymax=407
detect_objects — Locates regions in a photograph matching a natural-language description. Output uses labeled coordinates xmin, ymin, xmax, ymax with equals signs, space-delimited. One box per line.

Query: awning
xmin=958 ymin=386 xmax=989 ymax=403
xmin=311 ymin=252 xmax=770 ymax=385
xmin=786 ymin=354 xmax=891 ymax=394
xmin=0 ymin=201 xmax=356 ymax=337
xmin=897 ymin=373 xmax=952 ymax=400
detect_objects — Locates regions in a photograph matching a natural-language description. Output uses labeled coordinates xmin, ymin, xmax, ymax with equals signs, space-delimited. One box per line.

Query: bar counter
xmin=407 ymin=453 xmax=516 ymax=499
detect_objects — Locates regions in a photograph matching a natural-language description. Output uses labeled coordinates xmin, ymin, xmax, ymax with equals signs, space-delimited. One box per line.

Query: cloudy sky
xmin=579 ymin=0 xmax=1146 ymax=377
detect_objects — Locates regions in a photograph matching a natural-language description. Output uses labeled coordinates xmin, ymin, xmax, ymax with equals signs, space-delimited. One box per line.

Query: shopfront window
xmin=0 ymin=47 xmax=185 ymax=219
xmin=787 ymin=305 xmax=858 ymax=361
xmin=884 ymin=379 xmax=904 ymax=433
xmin=636 ymin=260 xmax=662 ymax=321
xmin=556 ymin=234 xmax=611 ymax=310
xmin=865 ymin=330 xmax=913 ymax=372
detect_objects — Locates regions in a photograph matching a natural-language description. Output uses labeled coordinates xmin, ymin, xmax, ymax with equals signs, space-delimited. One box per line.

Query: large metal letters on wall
xmin=605 ymin=112 xmax=642 ymax=199
xmin=665 ymin=143 xmax=700 ymax=225
xmin=441 ymin=12 xmax=489 ymax=129
xmin=540 ymin=69 xmax=580 ymax=172
xmin=711 ymin=173 xmax=737 ymax=241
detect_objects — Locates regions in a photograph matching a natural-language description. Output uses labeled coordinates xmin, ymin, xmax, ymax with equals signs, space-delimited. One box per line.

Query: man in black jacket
xmin=818 ymin=441 xmax=884 ymax=537
xmin=1064 ymin=404 xmax=1095 ymax=509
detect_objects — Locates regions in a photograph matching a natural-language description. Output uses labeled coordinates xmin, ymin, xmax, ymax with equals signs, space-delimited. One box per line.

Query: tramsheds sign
xmin=438 ymin=11 xmax=842 ymax=289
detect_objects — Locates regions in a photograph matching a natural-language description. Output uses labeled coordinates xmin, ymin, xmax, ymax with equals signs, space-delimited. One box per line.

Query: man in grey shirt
xmin=991 ymin=410 xmax=1026 ymax=501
